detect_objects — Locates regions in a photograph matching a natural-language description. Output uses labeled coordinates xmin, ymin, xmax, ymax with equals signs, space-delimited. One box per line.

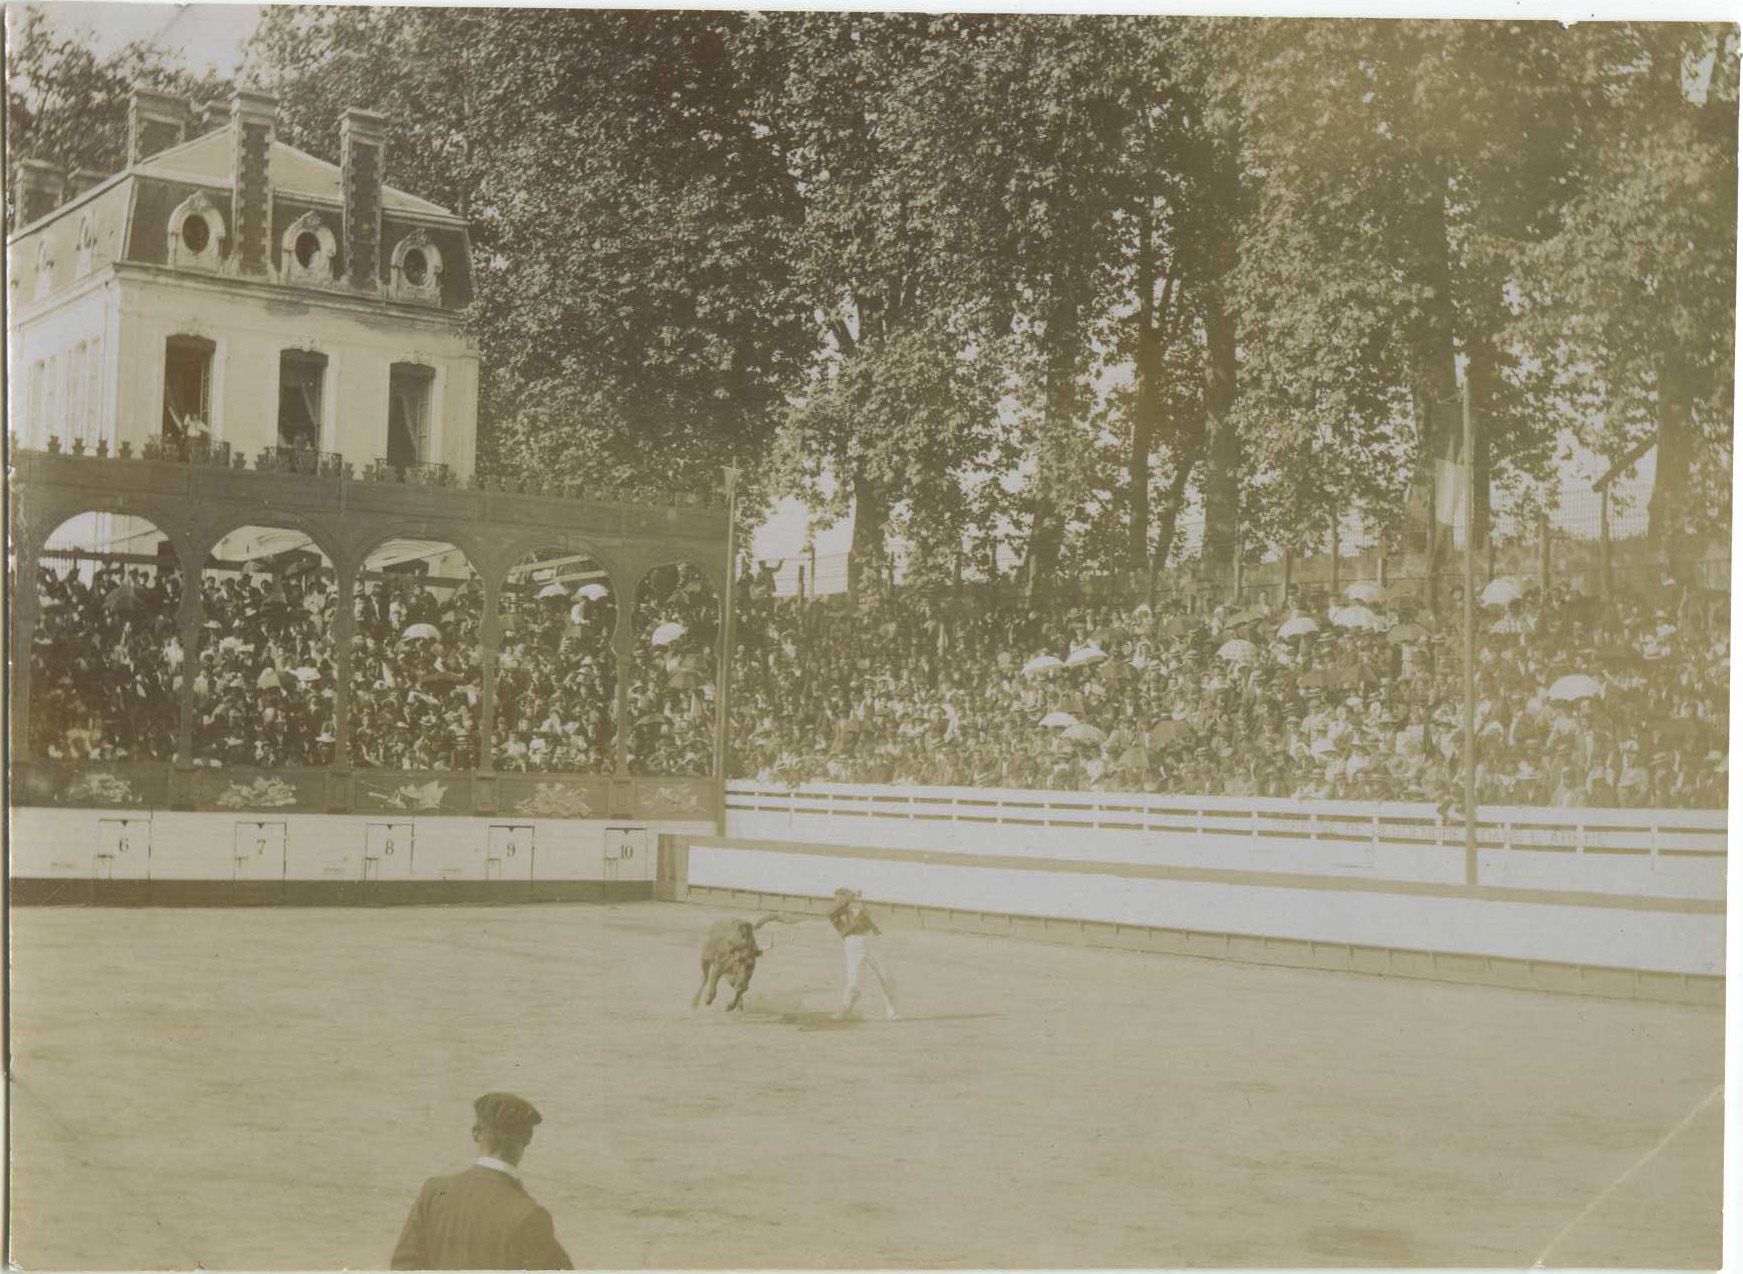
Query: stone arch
xmin=495 ymin=543 xmax=620 ymax=775
xmin=192 ymin=525 xmax=339 ymax=769
xmin=200 ymin=508 xmax=345 ymax=577
xmin=22 ymin=493 xmax=199 ymax=569
xmin=349 ymin=534 xmax=484 ymax=771
xmin=30 ymin=510 xmax=186 ymax=762
xmin=627 ymin=558 xmax=721 ymax=777
xmin=494 ymin=528 xmax=632 ymax=605
xmin=347 ymin=523 xmax=493 ymax=585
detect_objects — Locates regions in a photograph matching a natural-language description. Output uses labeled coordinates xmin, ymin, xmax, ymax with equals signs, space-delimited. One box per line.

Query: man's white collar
xmin=476 ymin=1156 xmax=520 ymax=1179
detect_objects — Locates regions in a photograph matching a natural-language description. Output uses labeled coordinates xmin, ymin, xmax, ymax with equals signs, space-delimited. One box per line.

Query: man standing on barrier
xmin=391 ymin=1092 xmax=572 ymax=1270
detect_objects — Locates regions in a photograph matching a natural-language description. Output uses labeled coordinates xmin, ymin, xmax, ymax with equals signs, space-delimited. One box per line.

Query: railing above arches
xmin=9 ymin=445 xmax=732 ymax=780
xmin=8 ymin=446 xmax=731 ymax=596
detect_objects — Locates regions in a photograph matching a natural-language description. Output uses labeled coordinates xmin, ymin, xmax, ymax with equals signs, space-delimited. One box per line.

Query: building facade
xmin=8 ymin=88 xmax=480 ymax=482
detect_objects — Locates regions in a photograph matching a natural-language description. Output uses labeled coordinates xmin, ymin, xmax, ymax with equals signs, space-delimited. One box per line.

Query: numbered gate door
xmin=486 ymin=825 xmax=534 ymax=883
xmin=603 ymin=828 xmax=651 ymax=881
xmin=364 ymin=823 xmax=414 ymax=883
xmin=233 ymin=821 xmax=287 ymax=903
xmin=95 ymin=818 xmax=150 ymax=900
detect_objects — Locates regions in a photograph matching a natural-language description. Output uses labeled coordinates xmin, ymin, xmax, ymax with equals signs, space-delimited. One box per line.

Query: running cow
xmin=692 ymin=914 xmax=784 ymax=1012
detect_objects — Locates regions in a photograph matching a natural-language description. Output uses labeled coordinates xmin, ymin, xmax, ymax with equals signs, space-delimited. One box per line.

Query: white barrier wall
xmin=10 ymin=807 xmax=709 ymax=901
xmin=709 ymin=782 xmax=1725 ymax=982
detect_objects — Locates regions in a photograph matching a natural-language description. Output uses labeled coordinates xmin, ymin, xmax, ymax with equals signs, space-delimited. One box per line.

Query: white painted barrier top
xmin=725 ymin=780 xmax=1727 ymax=852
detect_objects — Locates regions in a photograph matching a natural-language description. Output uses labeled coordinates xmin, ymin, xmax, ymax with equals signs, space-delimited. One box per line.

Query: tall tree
xmin=1225 ymin=20 xmax=1577 ymax=566
xmin=248 ymin=8 xmax=813 ymax=503
xmin=751 ymin=13 xmax=1025 ymax=596
xmin=6 ymin=4 xmax=231 ymax=230
xmin=1513 ymin=23 xmax=1737 ymax=570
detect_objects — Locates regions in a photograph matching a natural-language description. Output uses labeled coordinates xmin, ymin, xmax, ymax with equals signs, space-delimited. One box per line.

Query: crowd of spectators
xmin=31 ymin=560 xmax=183 ymax=762
xmin=29 ymin=545 xmax=1730 ymax=810
xmin=726 ymin=573 xmax=1730 ymax=810
xmin=29 ymin=548 xmax=722 ymax=777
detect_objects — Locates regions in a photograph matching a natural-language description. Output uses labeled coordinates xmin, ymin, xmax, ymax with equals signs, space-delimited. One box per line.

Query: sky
xmin=27 ymin=2 xmax=261 ymax=74
xmin=16 ymin=0 xmax=1694 ymax=566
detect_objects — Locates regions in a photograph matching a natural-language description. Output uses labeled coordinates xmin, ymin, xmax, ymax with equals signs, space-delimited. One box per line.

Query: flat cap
xmin=475 ymin=1092 xmax=543 ymax=1136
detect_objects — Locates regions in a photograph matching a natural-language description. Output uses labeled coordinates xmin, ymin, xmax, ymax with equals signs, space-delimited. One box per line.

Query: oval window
xmin=294 ymin=231 xmax=322 ymax=269
xmin=402 ymin=247 xmax=428 ymax=287
xmin=181 ymin=216 xmax=210 ymax=254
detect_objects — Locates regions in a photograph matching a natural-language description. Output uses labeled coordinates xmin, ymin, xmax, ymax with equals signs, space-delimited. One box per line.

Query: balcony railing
xmin=142 ymin=434 xmax=233 ymax=467
xmin=259 ymin=444 xmax=344 ymax=477
xmin=368 ymin=457 xmax=454 ymax=487
xmin=6 ymin=433 xmax=730 ymax=509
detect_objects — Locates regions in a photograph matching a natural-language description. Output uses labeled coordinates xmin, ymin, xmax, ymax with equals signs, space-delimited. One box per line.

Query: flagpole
xmin=1461 ymin=378 xmax=1477 ymax=886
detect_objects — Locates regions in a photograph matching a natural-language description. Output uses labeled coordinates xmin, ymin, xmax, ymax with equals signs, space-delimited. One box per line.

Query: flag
xmin=1434 ymin=455 xmax=1467 ymax=527
xmin=1429 ymin=396 xmax=1467 ymax=527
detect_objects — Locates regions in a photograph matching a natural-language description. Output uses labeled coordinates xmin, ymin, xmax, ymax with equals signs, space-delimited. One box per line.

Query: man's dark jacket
xmin=391 ymin=1164 xmax=571 ymax=1270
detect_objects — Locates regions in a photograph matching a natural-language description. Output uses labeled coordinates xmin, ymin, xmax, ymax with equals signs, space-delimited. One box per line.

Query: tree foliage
xmin=5 ymin=4 xmax=231 ymax=230
xmin=12 ymin=11 xmax=1732 ymax=577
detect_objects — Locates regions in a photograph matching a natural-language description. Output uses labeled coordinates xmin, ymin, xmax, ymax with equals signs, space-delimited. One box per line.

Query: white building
xmin=8 ymin=87 xmax=480 ymax=481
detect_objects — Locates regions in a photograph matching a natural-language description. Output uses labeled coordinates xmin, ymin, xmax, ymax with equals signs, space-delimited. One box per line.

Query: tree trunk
xmin=1151 ymin=443 xmax=1198 ymax=587
xmin=1127 ymin=218 xmax=1163 ymax=572
xmin=1128 ymin=375 xmax=1156 ymax=572
xmin=847 ymin=472 xmax=887 ymax=601
xmin=1199 ymin=283 xmax=1240 ymax=576
xmin=1649 ymin=349 xmax=1695 ymax=582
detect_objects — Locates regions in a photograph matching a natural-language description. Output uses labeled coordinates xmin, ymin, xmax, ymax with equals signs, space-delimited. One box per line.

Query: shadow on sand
xmin=740 ymin=1008 xmax=1005 ymax=1031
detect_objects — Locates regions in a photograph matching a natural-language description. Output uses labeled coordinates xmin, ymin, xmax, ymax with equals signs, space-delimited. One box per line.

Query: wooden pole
xmin=712 ymin=468 xmax=739 ymax=836
xmin=1538 ymin=511 xmax=1550 ymax=596
xmin=1329 ymin=509 xmax=1340 ymax=603
xmin=1600 ymin=488 xmax=1613 ymax=596
xmin=1282 ymin=547 xmax=1293 ymax=609
xmin=1462 ymin=378 xmax=1478 ymax=887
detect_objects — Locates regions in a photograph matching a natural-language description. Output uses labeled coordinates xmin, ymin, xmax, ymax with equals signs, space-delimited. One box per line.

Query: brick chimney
xmin=198 ymin=101 xmax=229 ymax=136
xmin=128 ymin=88 xmax=189 ymax=164
xmin=229 ymin=89 xmax=277 ymax=275
xmin=67 ymin=167 xmax=107 ymax=199
xmin=16 ymin=159 xmax=65 ymax=224
xmin=340 ymin=107 xmax=388 ymax=292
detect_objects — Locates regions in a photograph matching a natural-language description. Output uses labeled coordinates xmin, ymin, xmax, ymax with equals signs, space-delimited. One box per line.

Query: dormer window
xmin=279 ymin=211 xmax=338 ymax=287
xmin=167 ymin=192 xmax=226 ymax=272
xmin=388 ymin=230 xmax=443 ymax=305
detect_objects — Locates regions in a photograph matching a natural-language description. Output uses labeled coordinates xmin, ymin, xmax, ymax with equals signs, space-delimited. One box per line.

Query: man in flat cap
xmin=391 ymin=1093 xmax=572 ymax=1270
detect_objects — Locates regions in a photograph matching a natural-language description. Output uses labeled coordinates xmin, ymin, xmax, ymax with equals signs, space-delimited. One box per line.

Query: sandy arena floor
xmin=6 ymin=901 xmax=1724 ymax=1269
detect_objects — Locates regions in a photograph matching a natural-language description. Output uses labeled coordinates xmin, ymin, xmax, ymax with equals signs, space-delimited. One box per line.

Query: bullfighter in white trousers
xmin=827 ymin=887 xmax=898 ymax=1020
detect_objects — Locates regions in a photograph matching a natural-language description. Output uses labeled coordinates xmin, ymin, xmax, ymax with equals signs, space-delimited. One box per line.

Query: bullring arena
xmin=6 ymin=441 xmax=1730 ymax=1270
xmin=6 ymin=76 xmax=1730 ymax=1264
xmin=8 ymin=899 xmax=1723 ymax=1269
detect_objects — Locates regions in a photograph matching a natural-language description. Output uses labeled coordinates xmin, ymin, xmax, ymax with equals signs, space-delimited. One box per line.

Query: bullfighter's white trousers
xmin=841 ymin=935 xmax=897 ymax=1016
